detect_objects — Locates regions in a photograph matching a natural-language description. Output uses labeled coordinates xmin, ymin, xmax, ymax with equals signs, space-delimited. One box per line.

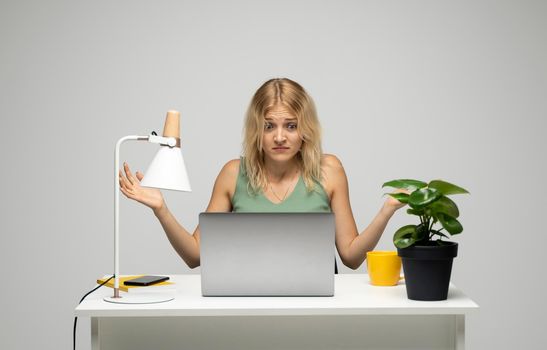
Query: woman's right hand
xmin=119 ymin=162 xmax=165 ymax=212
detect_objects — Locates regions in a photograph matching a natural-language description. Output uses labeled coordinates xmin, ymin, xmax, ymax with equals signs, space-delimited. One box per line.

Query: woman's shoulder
xmin=218 ymin=158 xmax=241 ymax=180
xmin=224 ymin=158 xmax=241 ymax=171
xmin=215 ymin=159 xmax=241 ymax=198
xmin=321 ymin=154 xmax=344 ymax=173
xmin=320 ymin=154 xmax=346 ymax=199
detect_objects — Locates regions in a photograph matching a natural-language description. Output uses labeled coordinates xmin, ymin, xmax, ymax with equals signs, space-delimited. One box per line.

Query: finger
xmin=123 ymin=162 xmax=136 ymax=185
xmin=120 ymin=173 xmax=136 ymax=193
xmin=119 ymin=177 xmax=129 ymax=191
xmin=126 ymin=164 xmax=141 ymax=185
xmin=120 ymin=186 xmax=134 ymax=199
xmin=121 ymin=183 xmax=136 ymax=195
xmin=136 ymin=171 xmax=144 ymax=181
xmin=119 ymin=171 xmax=131 ymax=190
xmin=119 ymin=170 xmax=127 ymax=187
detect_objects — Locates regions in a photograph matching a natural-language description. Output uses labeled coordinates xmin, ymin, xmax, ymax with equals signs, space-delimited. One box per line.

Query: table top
xmin=75 ymin=274 xmax=479 ymax=317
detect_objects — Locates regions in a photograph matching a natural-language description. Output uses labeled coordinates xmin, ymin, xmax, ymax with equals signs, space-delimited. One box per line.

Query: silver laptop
xmin=199 ymin=212 xmax=335 ymax=296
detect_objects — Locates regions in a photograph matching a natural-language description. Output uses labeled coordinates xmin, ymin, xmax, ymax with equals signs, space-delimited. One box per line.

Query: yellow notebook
xmin=97 ymin=275 xmax=174 ymax=292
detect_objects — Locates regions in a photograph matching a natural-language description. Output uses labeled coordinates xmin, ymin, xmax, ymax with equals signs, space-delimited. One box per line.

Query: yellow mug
xmin=366 ymin=251 xmax=404 ymax=286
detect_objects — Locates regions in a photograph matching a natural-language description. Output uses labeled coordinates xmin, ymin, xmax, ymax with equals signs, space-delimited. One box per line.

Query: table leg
xmin=455 ymin=314 xmax=465 ymax=350
xmin=91 ymin=317 xmax=100 ymax=350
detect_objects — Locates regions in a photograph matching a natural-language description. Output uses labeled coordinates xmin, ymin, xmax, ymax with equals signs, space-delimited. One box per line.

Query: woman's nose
xmin=274 ymin=129 xmax=286 ymax=142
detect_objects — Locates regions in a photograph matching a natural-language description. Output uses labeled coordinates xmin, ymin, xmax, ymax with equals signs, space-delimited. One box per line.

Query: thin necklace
xmin=268 ymin=170 xmax=299 ymax=202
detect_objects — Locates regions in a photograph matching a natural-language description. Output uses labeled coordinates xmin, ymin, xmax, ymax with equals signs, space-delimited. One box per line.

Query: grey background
xmin=1 ymin=0 xmax=545 ymax=349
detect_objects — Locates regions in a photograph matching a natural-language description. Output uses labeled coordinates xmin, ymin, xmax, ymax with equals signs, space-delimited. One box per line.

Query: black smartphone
xmin=123 ymin=275 xmax=170 ymax=286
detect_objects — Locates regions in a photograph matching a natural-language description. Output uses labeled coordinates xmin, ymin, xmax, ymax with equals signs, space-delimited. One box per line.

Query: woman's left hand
xmin=385 ymin=188 xmax=410 ymax=211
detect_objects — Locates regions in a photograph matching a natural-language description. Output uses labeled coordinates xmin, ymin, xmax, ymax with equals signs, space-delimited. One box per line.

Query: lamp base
xmin=104 ymin=293 xmax=174 ymax=304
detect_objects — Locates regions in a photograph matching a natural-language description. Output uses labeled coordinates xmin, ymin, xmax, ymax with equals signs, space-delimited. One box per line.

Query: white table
xmin=75 ymin=274 xmax=478 ymax=350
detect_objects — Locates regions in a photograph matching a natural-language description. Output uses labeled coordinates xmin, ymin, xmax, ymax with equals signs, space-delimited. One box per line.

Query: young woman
xmin=119 ymin=78 xmax=406 ymax=271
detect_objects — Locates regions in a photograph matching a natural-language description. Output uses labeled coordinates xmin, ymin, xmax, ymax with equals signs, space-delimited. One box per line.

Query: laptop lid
xmin=199 ymin=212 xmax=335 ymax=296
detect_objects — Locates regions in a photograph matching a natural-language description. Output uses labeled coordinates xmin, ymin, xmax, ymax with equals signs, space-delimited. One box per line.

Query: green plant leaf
xmin=430 ymin=195 xmax=460 ymax=218
xmin=386 ymin=193 xmax=409 ymax=203
xmin=428 ymin=180 xmax=469 ymax=195
xmin=408 ymin=188 xmax=441 ymax=209
xmin=437 ymin=213 xmax=463 ymax=235
xmin=393 ymin=225 xmax=418 ymax=249
xmin=407 ymin=208 xmax=424 ymax=216
xmin=382 ymin=179 xmax=427 ymax=191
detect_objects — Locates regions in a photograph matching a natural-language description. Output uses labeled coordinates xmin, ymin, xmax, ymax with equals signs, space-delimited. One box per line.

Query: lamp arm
xmin=113 ymin=135 xmax=148 ymax=298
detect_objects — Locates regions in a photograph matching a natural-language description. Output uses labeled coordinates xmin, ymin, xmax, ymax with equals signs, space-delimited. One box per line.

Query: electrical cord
xmin=73 ymin=275 xmax=114 ymax=350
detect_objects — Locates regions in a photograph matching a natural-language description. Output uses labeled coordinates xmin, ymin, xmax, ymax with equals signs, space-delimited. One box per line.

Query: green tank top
xmin=231 ymin=159 xmax=331 ymax=213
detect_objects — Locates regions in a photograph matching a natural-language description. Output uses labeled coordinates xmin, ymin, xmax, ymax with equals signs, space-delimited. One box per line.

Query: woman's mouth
xmin=273 ymin=147 xmax=289 ymax=152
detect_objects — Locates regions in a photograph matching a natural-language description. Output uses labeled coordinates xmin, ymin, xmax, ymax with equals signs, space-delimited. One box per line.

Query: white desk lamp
xmin=104 ymin=110 xmax=191 ymax=304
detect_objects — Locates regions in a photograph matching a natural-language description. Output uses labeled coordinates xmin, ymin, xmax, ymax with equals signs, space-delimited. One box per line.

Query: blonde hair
xmin=242 ymin=78 xmax=323 ymax=193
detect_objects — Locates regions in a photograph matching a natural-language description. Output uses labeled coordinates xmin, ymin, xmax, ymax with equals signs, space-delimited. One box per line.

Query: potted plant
xmin=382 ymin=179 xmax=469 ymax=301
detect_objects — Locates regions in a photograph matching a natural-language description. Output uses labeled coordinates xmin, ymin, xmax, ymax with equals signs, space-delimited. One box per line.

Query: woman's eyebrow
xmin=265 ymin=117 xmax=297 ymax=122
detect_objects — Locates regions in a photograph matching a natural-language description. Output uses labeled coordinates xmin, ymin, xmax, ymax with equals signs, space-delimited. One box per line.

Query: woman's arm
xmin=323 ymin=155 xmax=404 ymax=270
xmin=120 ymin=160 xmax=238 ymax=268
xmin=152 ymin=204 xmax=201 ymax=268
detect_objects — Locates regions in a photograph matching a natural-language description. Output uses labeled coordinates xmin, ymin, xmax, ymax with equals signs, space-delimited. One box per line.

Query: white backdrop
xmin=1 ymin=1 xmax=546 ymax=349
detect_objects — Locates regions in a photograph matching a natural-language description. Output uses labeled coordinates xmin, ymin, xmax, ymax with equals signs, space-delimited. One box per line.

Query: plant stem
xmin=425 ymin=216 xmax=431 ymax=242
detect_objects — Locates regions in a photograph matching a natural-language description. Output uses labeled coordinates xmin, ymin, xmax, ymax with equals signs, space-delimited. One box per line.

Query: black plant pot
xmin=397 ymin=242 xmax=458 ymax=301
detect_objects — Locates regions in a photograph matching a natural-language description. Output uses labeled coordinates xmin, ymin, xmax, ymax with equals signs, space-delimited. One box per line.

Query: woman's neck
xmin=264 ymin=158 xmax=300 ymax=183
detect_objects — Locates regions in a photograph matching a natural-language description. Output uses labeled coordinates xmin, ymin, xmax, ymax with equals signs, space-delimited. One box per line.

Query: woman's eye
xmin=264 ymin=123 xmax=273 ymax=130
xmin=287 ymin=123 xmax=297 ymax=130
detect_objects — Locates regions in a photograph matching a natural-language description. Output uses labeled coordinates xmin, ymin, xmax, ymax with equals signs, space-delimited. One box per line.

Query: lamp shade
xmin=140 ymin=110 xmax=191 ymax=192
xmin=140 ymin=146 xmax=191 ymax=191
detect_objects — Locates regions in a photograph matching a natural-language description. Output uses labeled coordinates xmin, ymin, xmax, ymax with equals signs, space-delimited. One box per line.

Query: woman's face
xmin=262 ymin=105 xmax=303 ymax=163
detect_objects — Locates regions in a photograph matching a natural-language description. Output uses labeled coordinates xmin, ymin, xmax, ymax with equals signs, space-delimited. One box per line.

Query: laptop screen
xmin=199 ymin=212 xmax=335 ymax=296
